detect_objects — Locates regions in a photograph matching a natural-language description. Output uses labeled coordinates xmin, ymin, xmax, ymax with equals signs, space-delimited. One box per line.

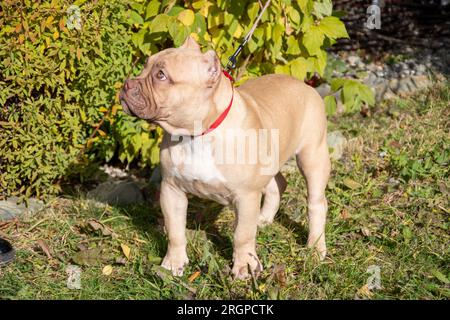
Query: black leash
xmin=225 ymin=0 xmax=272 ymax=72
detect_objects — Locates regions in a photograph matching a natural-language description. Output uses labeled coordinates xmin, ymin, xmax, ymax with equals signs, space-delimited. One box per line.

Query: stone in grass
xmin=0 ymin=196 xmax=45 ymax=222
xmin=315 ymin=83 xmax=331 ymax=98
xmin=327 ymin=131 xmax=347 ymax=161
xmin=87 ymin=180 xmax=144 ymax=206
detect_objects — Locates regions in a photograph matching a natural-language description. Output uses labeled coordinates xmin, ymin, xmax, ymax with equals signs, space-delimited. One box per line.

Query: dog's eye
xmin=156 ymin=70 xmax=167 ymax=81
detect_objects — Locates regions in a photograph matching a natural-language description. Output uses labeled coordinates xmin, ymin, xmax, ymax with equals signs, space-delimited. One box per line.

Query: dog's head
xmin=120 ymin=36 xmax=222 ymax=135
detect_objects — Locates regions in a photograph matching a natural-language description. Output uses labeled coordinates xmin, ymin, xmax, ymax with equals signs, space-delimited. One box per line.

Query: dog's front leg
xmin=160 ymin=180 xmax=189 ymax=276
xmin=232 ymin=191 xmax=263 ymax=279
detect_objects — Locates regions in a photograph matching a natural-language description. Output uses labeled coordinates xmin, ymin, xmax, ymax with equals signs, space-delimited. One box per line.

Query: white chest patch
xmin=170 ymin=137 xmax=226 ymax=184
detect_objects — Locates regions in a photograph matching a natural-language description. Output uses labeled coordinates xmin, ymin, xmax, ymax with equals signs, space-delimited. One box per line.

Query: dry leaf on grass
xmin=72 ymin=247 xmax=104 ymax=266
xmin=120 ymin=243 xmax=131 ymax=259
xmin=355 ymin=284 xmax=374 ymax=299
xmin=188 ymin=270 xmax=201 ymax=283
xmin=36 ymin=239 xmax=52 ymax=259
xmin=273 ymin=264 xmax=287 ymax=287
xmin=343 ymin=178 xmax=362 ymax=190
xmin=87 ymin=219 xmax=117 ymax=237
xmin=102 ymin=265 xmax=113 ymax=276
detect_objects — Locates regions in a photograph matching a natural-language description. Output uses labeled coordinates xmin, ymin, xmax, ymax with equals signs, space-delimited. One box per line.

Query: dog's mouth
xmin=119 ymin=81 xmax=156 ymax=120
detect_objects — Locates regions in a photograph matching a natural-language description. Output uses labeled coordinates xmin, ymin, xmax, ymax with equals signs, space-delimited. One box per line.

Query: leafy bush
xmin=1 ymin=0 xmax=373 ymax=200
xmin=0 ymin=0 xmax=138 ymax=200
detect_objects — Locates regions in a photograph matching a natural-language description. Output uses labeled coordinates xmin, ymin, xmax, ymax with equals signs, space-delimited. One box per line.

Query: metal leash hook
xmin=225 ymin=0 xmax=272 ymax=72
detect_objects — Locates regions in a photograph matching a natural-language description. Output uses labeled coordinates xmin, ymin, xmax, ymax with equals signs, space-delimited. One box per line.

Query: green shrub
xmin=0 ymin=0 xmax=137 ymax=200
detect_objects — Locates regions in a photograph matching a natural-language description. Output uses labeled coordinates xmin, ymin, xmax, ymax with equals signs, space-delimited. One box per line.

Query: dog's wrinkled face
xmin=120 ymin=37 xmax=221 ymax=134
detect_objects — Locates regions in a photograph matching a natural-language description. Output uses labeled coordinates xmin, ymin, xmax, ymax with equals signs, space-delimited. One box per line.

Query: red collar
xmin=201 ymin=70 xmax=234 ymax=135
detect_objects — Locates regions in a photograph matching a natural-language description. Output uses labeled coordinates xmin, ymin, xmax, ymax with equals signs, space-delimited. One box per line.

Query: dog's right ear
xmin=181 ymin=36 xmax=201 ymax=51
xmin=205 ymin=50 xmax=221 ymax=86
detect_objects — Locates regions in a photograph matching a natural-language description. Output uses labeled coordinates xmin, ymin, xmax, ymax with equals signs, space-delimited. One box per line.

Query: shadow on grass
xmin=277 ymin=207 xmax=309 ymax=246
xmin=115 ymin=195 xmax=234 ymax=261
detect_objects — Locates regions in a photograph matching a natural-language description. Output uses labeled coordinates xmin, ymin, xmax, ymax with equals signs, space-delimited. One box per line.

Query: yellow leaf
xmin=111 ymin=104 xmax=120 ymax=116
xmin=177 ymin=9 xmax=195 ymax=26
xmin=189 ymin=32 xmax=199 ymax=42
xmin=199 ymin=2 xmax=213 ymax=17
xmin=46 ymin=16 xmax=54 ymax=27
xmin=102 ymin=265 xmax=113 ymax=276
xmin=203 ymin=32 xmax=211 ymax=41
xmin=356 ymin=284 xmax=373 ymax=299
xmin=188 ymin=270 xmax=201 ymax=282
xmin=18 ymin=34 xmax=25 ymax=44
xmin=98 ymin=129 xmax=106 ymax=137
xmin=76 ymin=47 xmax=82 ymax=60
xmin=98 ymin=106 xmax=108 ymax=113
xmin=121 ymin=244 xmax=131 ymax=259
xmin=233 ymin=24 xmax=243 ymax=38
xmin=53 ymin=30 xmax=59 ymax=40
xmin=15 ymin=23 xmax=22 ymax=33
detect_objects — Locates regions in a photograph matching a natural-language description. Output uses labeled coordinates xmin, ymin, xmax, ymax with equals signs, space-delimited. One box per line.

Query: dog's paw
xmin=307 ymin=236 xmax=327 ymax=261
xmin=232 ymin=251 xmax=262 ymax=280
xmin=161 ymin=253 xmax=189 ymax=276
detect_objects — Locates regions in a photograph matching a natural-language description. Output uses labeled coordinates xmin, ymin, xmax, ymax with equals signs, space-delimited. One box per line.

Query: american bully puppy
xmin=120 ymin=36 xmax=331 ymax=279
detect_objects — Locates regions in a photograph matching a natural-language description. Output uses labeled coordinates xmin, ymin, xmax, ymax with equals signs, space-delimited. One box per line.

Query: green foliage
xmin=0 ymin=0 xmax=135 ymax=200
xmin=125 ymin=0 xmax=349 ymax=83
xmin=329 ymin=78 xmax=375 ymax=113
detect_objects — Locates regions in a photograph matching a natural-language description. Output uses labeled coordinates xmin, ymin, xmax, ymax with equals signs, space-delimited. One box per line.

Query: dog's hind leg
xmin=296 ymin=139 xmax=331 ymax=260
xmin=259 ymin=172 xmax=287 ymax=226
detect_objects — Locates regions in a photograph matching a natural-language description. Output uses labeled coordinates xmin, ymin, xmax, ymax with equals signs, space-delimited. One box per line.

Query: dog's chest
xmin=167 ymin=138 xmax=230 ymax=202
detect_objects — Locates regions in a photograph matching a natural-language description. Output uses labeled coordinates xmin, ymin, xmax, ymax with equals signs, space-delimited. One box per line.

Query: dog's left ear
xmin=181 ymin=36 xmax=200 ymax=51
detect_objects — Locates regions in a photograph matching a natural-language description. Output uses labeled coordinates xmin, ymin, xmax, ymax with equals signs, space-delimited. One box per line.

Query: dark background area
xmin=333 ymin=0 xmax=450 ymax=52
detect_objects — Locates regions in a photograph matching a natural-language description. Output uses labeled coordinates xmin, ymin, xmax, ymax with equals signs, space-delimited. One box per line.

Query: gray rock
xmin=87 ymin=180 xmax=144 ymax=206
xmin=411 ymin=75 xmax=432 ymax=90
xmin=0 ymin=196 xmax=45 ymax=222
xmin=315 ymin=83 xmax=331 ymax=98
xmin=347 ymin=55 xmax=360 ymax=67
xmin=397 ymin=77 xmax=416 ymax=95
xmin=363 ymin=71 xmax=380 ymax=87
xmin=415 ymin=64 xmax=427 ymax=75
xmin=373 ymin=80 xmax=390 ymax=102
xmin=327 ymin=131 xmax=347 ymax=161
xmin=149 ymin=166 xmax=162 ymax=185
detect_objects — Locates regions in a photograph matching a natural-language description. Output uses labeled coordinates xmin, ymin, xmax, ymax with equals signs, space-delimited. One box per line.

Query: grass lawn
xmin=0 ymin=84 xmax=448 ymax=300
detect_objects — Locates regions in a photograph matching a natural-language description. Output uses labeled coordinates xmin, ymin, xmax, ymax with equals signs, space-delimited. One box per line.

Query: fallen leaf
xmin=431 ymin=269 xmax=449 ymax=284
xmin=389 ymin=140 xmax=402 ymax=149
xmin=36 ymin=239 xmax=52 ymax=259
xmin=361 ymin=226 xmax=372 ymax=237
xmin=121 ymin=244 xmax=131 ymax=260
xmin=273 ymin=264 xmax=287 ymax=287
xmin=340 ymin=209 xmax=350 ymax=220
xmin=72 ymin=247 xmax=103 ymax=266
xmin=102 ymin=265 xmax=113 ymax=276
xmin=87 ymin=219 xmax=115 ymax=237
xmin=147 ymin=254 xmax=162 ymax=265
xmin=151 ymin=265 xmax=173 ymax=282
xmin=355 ymin=284 xmax=373 ymax=299
xmin=343 ymin=178 xmax=362 ymax=190
xmin=188 ymin=270 xmax=201 ymax=283
xmin=114 ymin=257 xmax=127 ymax=265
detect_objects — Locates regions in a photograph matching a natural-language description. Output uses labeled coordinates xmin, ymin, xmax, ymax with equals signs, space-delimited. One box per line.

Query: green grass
xmin=0 ymin=84 xmax=449 ymax=300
